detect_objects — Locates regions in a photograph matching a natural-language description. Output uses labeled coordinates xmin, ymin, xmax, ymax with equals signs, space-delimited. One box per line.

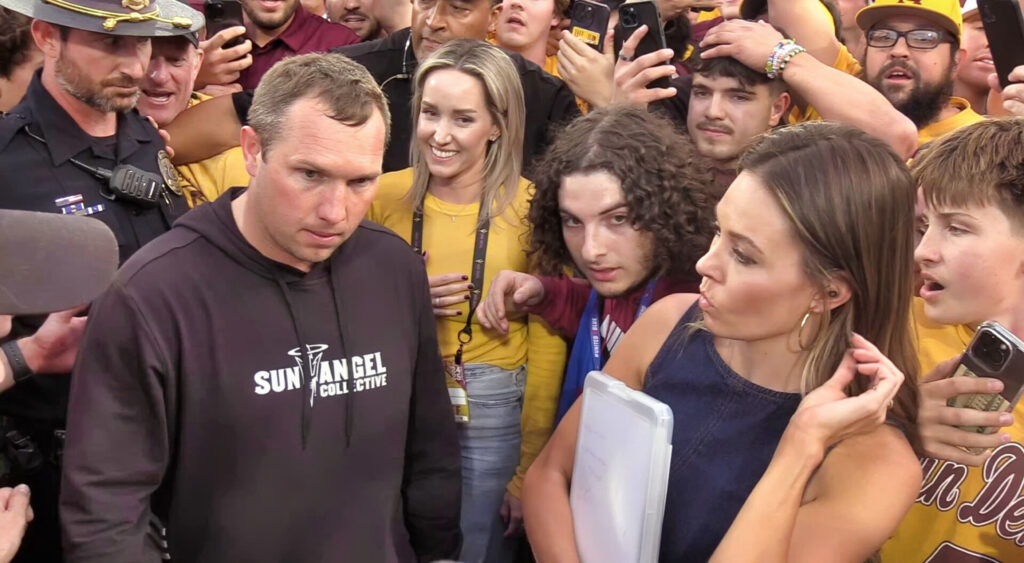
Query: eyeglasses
xmin=866 ymin=28 xmax=955 ymax=50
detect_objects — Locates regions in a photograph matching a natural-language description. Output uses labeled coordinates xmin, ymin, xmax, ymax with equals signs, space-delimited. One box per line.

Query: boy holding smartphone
xmin=882 ymin=118 xmax=1024 ymax=561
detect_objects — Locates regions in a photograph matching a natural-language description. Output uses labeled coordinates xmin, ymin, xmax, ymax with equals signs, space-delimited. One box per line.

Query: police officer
xmin=0 ymin=0 xmax=202 ymax=559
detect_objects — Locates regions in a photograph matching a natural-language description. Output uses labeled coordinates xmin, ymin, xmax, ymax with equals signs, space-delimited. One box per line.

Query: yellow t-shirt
xmin=917 ymin=97 xmax=986 ymax=147
xmin=175 ymin=93 xmax=250 ymax=207
xmin=368 ymin=168 xmax=567 ymax=497
xmin=882 ymin=298 xmax=1024 ymax=562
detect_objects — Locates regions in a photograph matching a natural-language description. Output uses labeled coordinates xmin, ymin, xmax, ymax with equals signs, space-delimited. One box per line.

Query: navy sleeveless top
xmin=643 ymin=304 xmax=802 ymax=561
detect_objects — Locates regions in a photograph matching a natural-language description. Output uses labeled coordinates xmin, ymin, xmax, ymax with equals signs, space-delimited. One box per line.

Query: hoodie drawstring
xmin=275 ymin=278 xmax=315 ymax=450
xmin=274 ymin=266 xmax=353 ymax=451
xmin=325 ymin=261 xmax=353 ymax=449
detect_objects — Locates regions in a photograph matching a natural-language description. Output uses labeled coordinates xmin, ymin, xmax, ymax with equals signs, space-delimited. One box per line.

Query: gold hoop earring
xmin=797 ymin=311 xmax=814 ymax=350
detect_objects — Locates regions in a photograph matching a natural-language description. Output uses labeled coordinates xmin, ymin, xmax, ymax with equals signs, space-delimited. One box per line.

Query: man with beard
xmin=327 ymin=0 xmax=383 ymax=40
xmin=236 ymin=0 xmax=359 ymax=89
xmin=0 ymin=0 xmax=201 ymax=560
xmin=762 ymin=0 xmax=984 ymax=147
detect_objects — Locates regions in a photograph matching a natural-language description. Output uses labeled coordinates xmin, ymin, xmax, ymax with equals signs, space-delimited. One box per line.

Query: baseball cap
xmin=856 ymin=0 xmax=963 ymax=42
xmin=0 ymin=210 xmax=118 ymax=315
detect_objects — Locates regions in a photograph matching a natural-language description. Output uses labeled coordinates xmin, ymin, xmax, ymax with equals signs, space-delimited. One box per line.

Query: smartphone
xmin=204 ymin=0 xmax=245 ymax=48
xmin=948 ymin=321 xmax=1024 ymax=452
xmin=978 ymin=0 xmax=1024 ymax=88
xmin=569 ymin=0 xmax=612 ymax=52
xmin=614 ymin=0 xmax=671 ymax=89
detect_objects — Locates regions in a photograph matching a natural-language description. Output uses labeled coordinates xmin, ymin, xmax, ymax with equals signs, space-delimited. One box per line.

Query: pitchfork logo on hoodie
xmin=252 ymin=344 xmax=390 ymax=400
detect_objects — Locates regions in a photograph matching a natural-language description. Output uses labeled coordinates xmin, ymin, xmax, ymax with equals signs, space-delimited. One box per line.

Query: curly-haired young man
xmin=479 ymin=105 xmax=716 ymax=421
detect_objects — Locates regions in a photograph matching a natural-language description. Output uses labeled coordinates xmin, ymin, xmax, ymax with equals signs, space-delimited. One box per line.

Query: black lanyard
xmin=411 ymin=205 xmax=490 ymax=353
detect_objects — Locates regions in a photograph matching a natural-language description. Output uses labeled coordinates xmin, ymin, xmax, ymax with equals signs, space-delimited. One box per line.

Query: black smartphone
xmin=614 ymin=0 xmax=671 ymax=89
xmin=204 ymin=0 xmax=245 ymax=48
xmin=569 ymin=0 xmax=612 ymax=52
xmin=948 ymin=321 xmax=1024 ymax=453
xmin=978 ymin=0 xmax=1024 ymax=88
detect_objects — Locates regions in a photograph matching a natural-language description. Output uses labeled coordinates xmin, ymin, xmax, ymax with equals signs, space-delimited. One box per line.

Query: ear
xmin=488 ymin=5 xmax=502 ymax=36
xmin=953 ymin=46 xmax=965 ymax=71
xmin=769 ymin=91 xmax=791 ymax=127
xmin=31 ymin=20 xmax=61 ymax=58
xmin=812 ymin=274 xmax=853 ymax=314
xmin=190 ymin=48 xmax=205 ymax=85
xmin=240 ymin=126 xmax=263 ymax=178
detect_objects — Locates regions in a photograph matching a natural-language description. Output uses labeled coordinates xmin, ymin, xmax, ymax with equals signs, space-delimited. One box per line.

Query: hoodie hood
xmin=176 ymin=188 xmax=352 ymax=448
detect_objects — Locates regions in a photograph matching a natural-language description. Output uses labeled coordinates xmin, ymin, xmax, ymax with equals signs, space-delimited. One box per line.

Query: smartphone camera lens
xmin=621 ymin=6 xmax=638 ymax=27
xmin=573 ymin=4 xmax=594 ymax=25
xmin=975 ymin=331 xmax=1011 ymax=371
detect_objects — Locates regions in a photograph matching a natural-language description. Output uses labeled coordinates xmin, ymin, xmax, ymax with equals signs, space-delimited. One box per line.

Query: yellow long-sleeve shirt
xmin=368 ymin=168 xmax=567 ymax=496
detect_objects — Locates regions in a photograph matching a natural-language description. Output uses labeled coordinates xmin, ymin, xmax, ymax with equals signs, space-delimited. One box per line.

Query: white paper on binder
xmin=569 ymin=370 xmax=674 ymax=563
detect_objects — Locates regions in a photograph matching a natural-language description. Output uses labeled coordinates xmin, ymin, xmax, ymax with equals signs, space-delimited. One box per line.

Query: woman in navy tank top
xmin=523 ymin=122 xmax=923 ymax=561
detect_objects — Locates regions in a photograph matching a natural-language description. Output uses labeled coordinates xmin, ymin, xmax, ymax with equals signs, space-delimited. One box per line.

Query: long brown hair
xmin=739 ymin=122 xmax=920 ymax=448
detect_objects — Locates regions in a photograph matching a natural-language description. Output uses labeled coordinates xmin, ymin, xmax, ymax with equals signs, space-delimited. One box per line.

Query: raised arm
xmin=701 ymin=20 xmax=917 ymax=159
xmin=166 ymin=93 xmax=244 ymax=165
xmin=766 ymin=0 xmax=843 ymax=65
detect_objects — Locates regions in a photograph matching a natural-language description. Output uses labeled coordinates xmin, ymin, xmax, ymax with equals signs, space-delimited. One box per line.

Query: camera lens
xmin=975 ymin=331 xmax=1010 ymax=371
xmin=574 ymin=4 xmax=594 ymax=25
xmin=621 ymin=6 xmax=638 ymax=27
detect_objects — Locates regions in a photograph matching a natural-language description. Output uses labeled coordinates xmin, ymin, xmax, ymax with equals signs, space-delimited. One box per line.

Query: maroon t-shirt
xmin=238 ymin=7 xmax=359 ymax=90
xmin=527 ymin=275 xmax=699 ymax=356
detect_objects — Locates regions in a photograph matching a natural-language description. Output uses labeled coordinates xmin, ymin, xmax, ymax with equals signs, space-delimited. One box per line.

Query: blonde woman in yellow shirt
xmin=367 ymin=39 xmax=566 ymax=563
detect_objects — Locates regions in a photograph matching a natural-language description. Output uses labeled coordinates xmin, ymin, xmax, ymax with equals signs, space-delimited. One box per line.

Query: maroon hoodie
xmin=59 ymin=189 xmax=461 ymax=562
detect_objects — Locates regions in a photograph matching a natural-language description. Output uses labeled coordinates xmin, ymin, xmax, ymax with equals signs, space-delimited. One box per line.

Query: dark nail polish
xmin=468 ymin=284 xmax=475 ymax=290
xmin=462 ymin=275 xmax=469 ymax=280
xmin=464 ymin=295 xmax=470 ymax=301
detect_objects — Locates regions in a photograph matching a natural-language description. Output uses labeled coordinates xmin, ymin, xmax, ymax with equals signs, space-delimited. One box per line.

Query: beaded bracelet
xmin=765 ymin=39 xmax=808 ymax=79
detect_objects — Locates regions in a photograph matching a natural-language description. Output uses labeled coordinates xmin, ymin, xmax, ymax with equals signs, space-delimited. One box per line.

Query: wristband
xmin=1 ymin=340 xmax=34 ymax=384
xmin=765 ymin=39 xmax=807 ymax=79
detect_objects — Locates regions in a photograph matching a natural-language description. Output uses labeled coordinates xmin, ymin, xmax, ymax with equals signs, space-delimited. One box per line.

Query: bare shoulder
xmin=603 ymin=293 xmax=699 ymax=389
xmin=790 ymin=426 xmax=922 ymax=561
xmin=804 ymin=424 xmax=922 ymax=532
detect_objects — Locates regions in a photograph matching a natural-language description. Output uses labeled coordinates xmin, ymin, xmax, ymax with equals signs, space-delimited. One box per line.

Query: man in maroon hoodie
xmin=59 ymin=52 xmax=462 ymax=562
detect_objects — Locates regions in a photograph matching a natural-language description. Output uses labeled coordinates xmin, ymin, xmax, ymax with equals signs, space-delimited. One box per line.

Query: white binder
xmin=570 ymin=370 xmax=674 ymax=563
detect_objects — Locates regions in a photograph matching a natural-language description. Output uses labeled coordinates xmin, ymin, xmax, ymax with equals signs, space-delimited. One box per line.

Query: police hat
xmin=0 ymin=210 xmax=118 ymax=315
xmin=0 ymin=0 xmax=204 ymax=39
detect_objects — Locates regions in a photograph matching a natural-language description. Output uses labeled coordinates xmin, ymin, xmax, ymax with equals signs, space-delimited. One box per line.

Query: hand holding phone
xmin=614 ymin=1 xmax=672 ymax=89
xmin=978 ymin=0 xmax=1024 ymax=89
xmin=569 ymin=0 xmax=611 ymax=52
xmin=947 ymin=321 xmax=1024 ymax=453
xmin=205 ymin=0 xmax=246 ymax=48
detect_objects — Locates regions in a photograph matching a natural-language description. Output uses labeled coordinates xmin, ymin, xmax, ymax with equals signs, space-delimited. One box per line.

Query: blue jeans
xmin=457 ymin=364 xmax=526 ymax=563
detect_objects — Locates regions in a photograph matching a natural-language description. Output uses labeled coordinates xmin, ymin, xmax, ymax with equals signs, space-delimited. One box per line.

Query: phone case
xmin=205 ymin=0 xmax=245 ymax=47
xmin=948 ymin=321 xmax=1024 ymax=453
xmin=978 ymin=0 xmax=1024 ymax=88
xmin=614 ymin=1 xmax=671 ymax=89
xmin=569 ymin=0 xmax=611 ymax=52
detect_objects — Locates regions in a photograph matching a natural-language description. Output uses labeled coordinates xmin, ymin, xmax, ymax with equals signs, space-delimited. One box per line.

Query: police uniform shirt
xmin=0 ymin=71 xmax=186 ymax=267
xmin=0 ymin=72 xmax=186 ymax=423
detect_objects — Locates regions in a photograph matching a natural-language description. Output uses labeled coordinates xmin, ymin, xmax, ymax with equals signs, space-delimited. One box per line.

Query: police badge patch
xmin=158 ymin=150 xmax=182 ymax=196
